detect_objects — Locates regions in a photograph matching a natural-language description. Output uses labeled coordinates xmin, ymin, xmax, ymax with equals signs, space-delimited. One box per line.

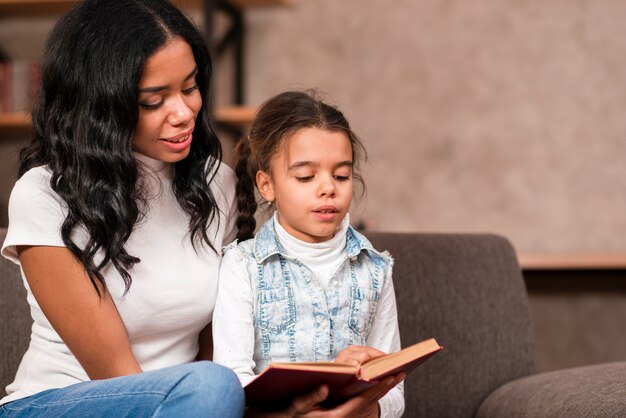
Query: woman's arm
xmin=18 ymin=245 xmax=142 ymax=379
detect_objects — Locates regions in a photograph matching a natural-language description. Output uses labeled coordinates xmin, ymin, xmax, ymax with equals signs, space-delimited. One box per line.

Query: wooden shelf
xmin=213 ymin=105 xmax=256 ymax=128
xmin=0 ymin=112 xmax=29 ymax=128
xmin=0 ymin=112 xmax=30 ymax=137
xmin=0 ymin=107 xmax=255 ymax=138
xmin=518 ymin=252 xmax=626 ymax=270
xmin=0 ymin=0 xmax=291 ymax=16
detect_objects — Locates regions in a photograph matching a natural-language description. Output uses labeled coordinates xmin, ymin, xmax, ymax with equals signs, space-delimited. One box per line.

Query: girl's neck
xmin=273 ymin=212 xmax=349 ymax=274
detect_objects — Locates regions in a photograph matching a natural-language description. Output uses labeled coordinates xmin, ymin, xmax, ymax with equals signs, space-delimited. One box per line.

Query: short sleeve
xmin=1 ymin=167 xmax=67 ymax=264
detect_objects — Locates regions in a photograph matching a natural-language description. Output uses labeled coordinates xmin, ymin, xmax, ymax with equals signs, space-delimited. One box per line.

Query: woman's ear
xmin=256 ymin=171 xmax=275 ymax=203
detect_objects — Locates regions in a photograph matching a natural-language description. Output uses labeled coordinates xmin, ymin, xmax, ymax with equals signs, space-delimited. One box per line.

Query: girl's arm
xmin=364 ymin=270 xmax=405 ymax=418
xmin=18 ymin=245 xmax=142 ymax=379
xmin=212 ymin=246 xmax=257 ymax=385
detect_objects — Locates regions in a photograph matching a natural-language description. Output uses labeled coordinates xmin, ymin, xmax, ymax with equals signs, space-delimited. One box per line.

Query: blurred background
xmin=1 ymin=0 xmax=625 ymax=373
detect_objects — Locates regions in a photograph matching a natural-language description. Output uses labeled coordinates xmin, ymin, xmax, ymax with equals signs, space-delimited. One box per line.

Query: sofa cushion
xmin=0 ymin=228 xmax=32 ymax=393
xmin=477 ymin=361 xmax=626 ymax=418
xmin=367 ymin=233 xmax=536 ymax=417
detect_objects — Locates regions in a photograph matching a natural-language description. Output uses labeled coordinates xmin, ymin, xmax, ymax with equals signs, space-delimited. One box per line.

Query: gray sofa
xmin=1 ymin=227 xmax=625 ymax=417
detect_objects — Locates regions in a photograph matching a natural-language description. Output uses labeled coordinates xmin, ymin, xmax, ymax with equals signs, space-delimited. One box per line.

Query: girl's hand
xmin=246 ymin=372 xmax=405 ymax=418
xmin=334 ymin=345 xmax=387 ymax=367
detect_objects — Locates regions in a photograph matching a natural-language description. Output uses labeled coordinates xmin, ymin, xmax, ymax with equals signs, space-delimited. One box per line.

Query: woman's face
xmin=133 ymin=36 xmax=202 ymax=163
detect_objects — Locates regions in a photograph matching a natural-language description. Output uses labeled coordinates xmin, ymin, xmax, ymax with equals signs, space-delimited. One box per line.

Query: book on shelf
xmin=244 ymin=337 xmax=443 ymax=408
xmin=0 ymin=59 xmax=40 ymax=114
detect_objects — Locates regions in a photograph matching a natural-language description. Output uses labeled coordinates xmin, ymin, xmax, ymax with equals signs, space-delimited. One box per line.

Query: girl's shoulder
xmin=223 ymin=236 xmax=255 ymax=257
xmin=347 ymin=227 xmax=393 ymax=264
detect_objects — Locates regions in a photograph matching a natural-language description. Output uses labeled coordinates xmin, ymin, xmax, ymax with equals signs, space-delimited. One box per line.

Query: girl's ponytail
xmin=234 ymin=137 xmax=258 ymax=241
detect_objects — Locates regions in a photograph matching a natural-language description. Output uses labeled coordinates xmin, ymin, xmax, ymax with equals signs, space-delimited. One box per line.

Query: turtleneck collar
xmin=274 ymin=211 xmax=349 ymax=273
xmin=133 ymin=151 xmax=172 ymax=175
xmin=133 ymin=152 xmax=175 ymax=200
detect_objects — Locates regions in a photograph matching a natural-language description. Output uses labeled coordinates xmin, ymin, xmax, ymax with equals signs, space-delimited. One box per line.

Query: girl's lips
xmin=313 ymin=206 xmax=339 ymax=221
xmin=313 ymin=205 xmax=338 ymax=213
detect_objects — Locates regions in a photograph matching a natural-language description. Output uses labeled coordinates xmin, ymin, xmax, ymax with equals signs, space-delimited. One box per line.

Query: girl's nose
xmin=319 ymin=178 xmax=336 ymax=197
xmin=167 ymin=96 xmax=194 ymax=126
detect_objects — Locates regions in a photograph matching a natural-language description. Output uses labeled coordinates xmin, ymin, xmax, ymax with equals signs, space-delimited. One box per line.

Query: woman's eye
xmin=183 ymin=84 xmax=199 ymax=94
xmin=296 ymin=176 xmax=314 ymax=182
xmin=139 ymin=101 xmax=163 ymax=110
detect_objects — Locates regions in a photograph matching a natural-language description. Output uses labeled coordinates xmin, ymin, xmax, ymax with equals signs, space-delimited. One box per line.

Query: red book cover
xmin=244 ymin=338 xmax=442 ymax=408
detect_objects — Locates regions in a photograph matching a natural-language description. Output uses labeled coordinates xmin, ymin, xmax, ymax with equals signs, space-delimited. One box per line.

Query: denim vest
xmin=227 ymin=218 xmax=393 ymax=374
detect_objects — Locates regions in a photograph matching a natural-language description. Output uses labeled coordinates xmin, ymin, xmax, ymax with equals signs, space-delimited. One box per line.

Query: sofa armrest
xmin=477 ymin=362 xmax=626 ymax=418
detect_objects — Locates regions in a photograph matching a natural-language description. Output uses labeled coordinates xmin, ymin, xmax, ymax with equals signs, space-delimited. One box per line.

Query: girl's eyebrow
xmin=139 ymin=66 xmax=198 ymax=93
xmin=288 ymin=160 xmax=353 ymax=170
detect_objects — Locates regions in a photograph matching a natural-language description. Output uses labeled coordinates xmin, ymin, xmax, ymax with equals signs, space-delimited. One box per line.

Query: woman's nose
xmin=167 ymin=96 xmax=194 ymax=126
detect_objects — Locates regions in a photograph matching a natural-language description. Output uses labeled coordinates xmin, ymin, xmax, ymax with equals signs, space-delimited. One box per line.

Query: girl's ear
xmin=256 ymin=171 xmax=275 ymax=203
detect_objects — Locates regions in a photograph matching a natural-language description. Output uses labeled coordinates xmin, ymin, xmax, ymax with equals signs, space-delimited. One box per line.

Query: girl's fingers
xmin=335 ymin=345 xmax=386 ymax=366
xmin=288 ymin=385 xmax=328 ymax=415
xmin=327 ymin=377 xmax=396 ymax=417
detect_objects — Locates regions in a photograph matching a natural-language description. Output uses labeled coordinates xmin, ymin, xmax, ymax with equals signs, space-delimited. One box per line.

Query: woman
xmin=0 ymin=1 xmax=395 ymax=416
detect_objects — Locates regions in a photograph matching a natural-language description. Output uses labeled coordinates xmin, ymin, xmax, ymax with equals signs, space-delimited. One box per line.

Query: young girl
xmin=213 ymin=91 xmax=405 ymax=418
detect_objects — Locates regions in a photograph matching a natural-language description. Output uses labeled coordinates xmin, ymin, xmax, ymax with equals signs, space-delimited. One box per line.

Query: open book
xmin=244 ymin=337 xmax=442 ymax=408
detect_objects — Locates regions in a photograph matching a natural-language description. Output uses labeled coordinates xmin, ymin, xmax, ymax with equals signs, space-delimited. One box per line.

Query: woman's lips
xmin=160 ymin=129 xmax=194 ymax=150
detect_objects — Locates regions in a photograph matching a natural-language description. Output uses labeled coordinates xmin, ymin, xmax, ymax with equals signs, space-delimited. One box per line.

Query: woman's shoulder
xmin=207 ymin=159 xmax=236 ymax=188
xmin=16 ymin=165 xmax=52 ymax=185
xmin=207 ymin=159 xmax=236 ymax=203
xmin=11 ymin=166 xmax=58 ymax=203
xmin=3 ymin=166 xmax=66 ymax=262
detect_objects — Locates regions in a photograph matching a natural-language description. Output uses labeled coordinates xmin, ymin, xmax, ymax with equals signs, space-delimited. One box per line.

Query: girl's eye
xmin=296 ymin=176 xmax=314 ymax=182
xmin=183 ymin=84 xmax=199 ymax=95
xmin=139 ymin=101 xmax=163 ymax=110
xmin=334 ymin=175 xmax=350 ymax=181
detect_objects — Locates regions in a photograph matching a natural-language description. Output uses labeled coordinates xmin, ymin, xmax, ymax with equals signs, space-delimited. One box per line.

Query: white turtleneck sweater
xmin=274 ymin=212 xmax=349 ymax=287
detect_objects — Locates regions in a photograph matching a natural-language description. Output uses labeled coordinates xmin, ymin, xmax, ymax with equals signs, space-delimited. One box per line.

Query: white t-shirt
xmin=0 ymin=155 xmax=237 ymax=405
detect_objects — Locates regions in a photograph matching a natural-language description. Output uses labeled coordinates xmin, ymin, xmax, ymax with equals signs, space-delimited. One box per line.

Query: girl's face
xmin=133 ymin=36 xmax=202 ymax=163
xmin=256 ymin=127 xmax=354 ymax=243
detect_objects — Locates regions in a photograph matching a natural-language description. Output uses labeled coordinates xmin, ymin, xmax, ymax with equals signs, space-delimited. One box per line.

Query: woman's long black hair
xmin=18 ymin=0 xmax=222 ymax=295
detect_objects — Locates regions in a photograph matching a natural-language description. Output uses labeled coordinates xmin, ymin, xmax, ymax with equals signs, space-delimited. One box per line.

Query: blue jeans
xmin=0 ymin=361 xmax=244 ymax=418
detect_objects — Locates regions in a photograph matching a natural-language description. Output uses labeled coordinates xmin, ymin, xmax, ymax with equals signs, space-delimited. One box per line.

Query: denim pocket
xmin=348 ymin=287 xmax=380 ymax=337
xmin=258 ymin=286 xmax=294 ymax=334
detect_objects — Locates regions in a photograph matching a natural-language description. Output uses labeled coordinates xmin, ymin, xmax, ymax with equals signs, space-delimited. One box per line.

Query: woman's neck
xmin=133 ymin=152 xmax=171 ymax=173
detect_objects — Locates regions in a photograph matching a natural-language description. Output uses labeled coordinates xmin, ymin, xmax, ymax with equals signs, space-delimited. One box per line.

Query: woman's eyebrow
xmin=139 ymin=66 xmax=198 ymax=93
